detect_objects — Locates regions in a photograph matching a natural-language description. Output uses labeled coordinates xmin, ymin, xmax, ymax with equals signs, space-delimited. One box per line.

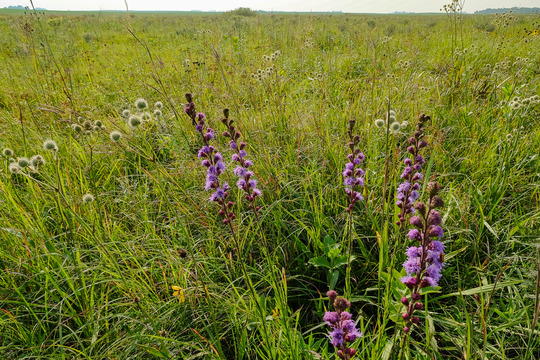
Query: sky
xmin=2 ymin=0 xmax=539 ymax=13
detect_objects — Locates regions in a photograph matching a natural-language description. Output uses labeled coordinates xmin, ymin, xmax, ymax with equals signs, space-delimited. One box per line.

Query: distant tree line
xmin=475 ymin=7 xmax=540 ymax=14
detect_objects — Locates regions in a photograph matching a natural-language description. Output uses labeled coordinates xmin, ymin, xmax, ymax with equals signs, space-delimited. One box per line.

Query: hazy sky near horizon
xmin=2 ymin=0 xmax=539 ymax=13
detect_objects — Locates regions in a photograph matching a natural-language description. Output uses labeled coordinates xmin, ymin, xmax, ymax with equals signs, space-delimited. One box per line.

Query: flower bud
xmin=430 ymin=196 xmax=444 ymax=208
xmin=413 ymin=202 xmax=426 ymax=217
xmin=410 ymin=216 xmax=423 ymax=228
xmin=401 ymin=297 xmax=409 ymax=306
xmin=414 ymin=302 xmax=423 ymax=310
xmin=223 ymin=108 xmax=229 ymax=119
xmin=402 ymin=313 xmax=410 ymax=321
xmin=404 ymin=326 xmax=410 ymax=333
xmin=327 ymin=290 xmax=338 ymax=301
xmin=412 ymin=316 xmax=420 ymax=324
xmin=427 ymin=181 xmax=442 ymax=197
xmin=428 ymin=210 xmax=442 ymax=226
xmin=334 ymin=297 xmax=351 ymax=311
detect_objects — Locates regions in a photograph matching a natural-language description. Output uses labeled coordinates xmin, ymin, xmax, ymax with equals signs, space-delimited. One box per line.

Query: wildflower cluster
xmin=251 ymin=50 xmax=280 ymax=81
xmin=220 ymin=108 xmax=262 ymax=215
xmin=400 ymin=181 xmax=445 ymax=333
xmin=396 ymin=113 xmax=429 ymax=227
xmin=71 ymin=116 xmax=105 ymax=136
xmin=120 ymin=98 xmax=163 ymax=130
xmin=251 ymin=66 xmax=275 ymax=81
xmin=324 ymin=290 xmax=362 ymax=359
xmin=261 ymin=50 xmax=281 ymax=62
xmin=374 ymin=110 xmax=409 ymax=135
xmin=342 ymin=119 xmax=365 ymax=213
xmin=3 ymin=147 xmax=48 ymax=175
xmin=508 ymin=95 xmax=540 ymax=110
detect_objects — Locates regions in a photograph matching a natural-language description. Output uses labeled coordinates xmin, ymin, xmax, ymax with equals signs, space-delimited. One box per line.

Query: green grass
xmin=0 ymin=8 xmax=539 ymax=360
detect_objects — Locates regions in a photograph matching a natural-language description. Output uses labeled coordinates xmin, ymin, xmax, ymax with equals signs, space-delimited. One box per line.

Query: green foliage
xmin=226 ymin=7 xmax=258 ymax=17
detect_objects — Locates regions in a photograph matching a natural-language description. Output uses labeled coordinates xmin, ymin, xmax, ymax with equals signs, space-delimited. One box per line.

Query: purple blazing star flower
xmin=324 ymin=291 xmax=362 ymax=359
xmin=343 ymin=150 xmax=365 ymax=213
xmin=219 ymin=108 xmax=262 ymax=215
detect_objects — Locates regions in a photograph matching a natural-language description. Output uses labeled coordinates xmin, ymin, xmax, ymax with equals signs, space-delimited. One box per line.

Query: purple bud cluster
xmin=343 ymin=120 xmax=365 ymax=212
xmin=324 ymin=290 xmax=362 ymax=359
xmin=400 ymin=180 xmax=446 ymax=333
xmin=220 ymin=109 xmax=262 ymax=216
xmin=396 ymin=113 xmax=430 ymax=227
xmin=184 ymin=93 xmax=200 ymax=128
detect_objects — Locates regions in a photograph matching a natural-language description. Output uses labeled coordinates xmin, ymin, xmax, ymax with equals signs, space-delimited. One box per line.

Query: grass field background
xmin=0 ymin=8 xmax=539 ymax=359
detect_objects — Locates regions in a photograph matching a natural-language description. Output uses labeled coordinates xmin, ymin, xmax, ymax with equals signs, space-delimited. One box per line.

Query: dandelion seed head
xmin=154 ymin=101 xmax=163 ymax=109
xmin=154 ymin=109 xmax=162 ymax=117
xmin=2 ymin=148 xmax=14 ymax=157
xmin=374 ymin=119 xmax=385 ymax=128
xmin=72 ymin=124 xmax=83 ymax=132
xmin=142 ymin=112 xmax=152 ymax=121
xmin=122 ymin=109 xmax=131 ymax=117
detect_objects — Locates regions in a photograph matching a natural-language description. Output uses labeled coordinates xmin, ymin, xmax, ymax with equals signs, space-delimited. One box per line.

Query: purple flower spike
xmin=398 ymin=114 xmax=447 ymax=336
xmin=219 ymin=108 xmax=262 ymax=215
xmin=324 ymin=291 xmax=361 ymax=360
xmin=343 ymin=124 xmax=365 ymax=213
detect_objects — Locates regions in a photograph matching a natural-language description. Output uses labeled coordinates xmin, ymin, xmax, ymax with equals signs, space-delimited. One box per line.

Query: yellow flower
xmin=272 ymin=306 xmax=279 ymax=318
xmin=172 ymin=285 xmax=185 ymax=303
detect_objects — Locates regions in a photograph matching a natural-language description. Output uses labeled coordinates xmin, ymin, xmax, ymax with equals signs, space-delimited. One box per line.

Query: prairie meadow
xmin=0 ymin=5 xmax=539 ymax=359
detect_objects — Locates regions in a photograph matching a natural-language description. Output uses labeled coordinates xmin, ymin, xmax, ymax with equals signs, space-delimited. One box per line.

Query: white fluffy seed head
xmin=43 ymin=140 xmax=58 ymax=151
xmin=135 ymin=98 xmax=148 ymax=110
xmin=390 ymin=122 xmax=401 ymax=132
xmin=82 ymin=193 xmax=95 ymax=203
xmin=110 ymin=130 xmax=122 ymax=142
xmin=17 ymin=157 xmax=30 ymax=168
xmin=374 ymin=119 xmax=385 ymax=128
xmin=9 ymin=163 xmax=22 ymax=174
xmin=129 ymin=115 xmax=142 ymax=128
xmin=30 ymin=154 xmax=45 ymax=167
